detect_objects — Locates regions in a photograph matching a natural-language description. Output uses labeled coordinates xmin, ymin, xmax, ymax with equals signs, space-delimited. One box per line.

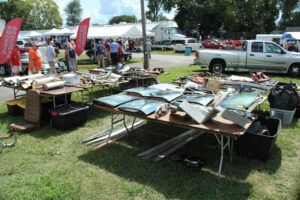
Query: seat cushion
xmin=9 ymin=122 xmax=39 ymax=133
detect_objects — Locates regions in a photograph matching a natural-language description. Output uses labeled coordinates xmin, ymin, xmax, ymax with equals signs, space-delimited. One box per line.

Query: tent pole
xmin=140 ymin=0 xmax=149 ymax=69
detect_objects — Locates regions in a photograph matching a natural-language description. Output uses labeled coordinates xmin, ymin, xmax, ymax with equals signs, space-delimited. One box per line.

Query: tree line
xmin=0 ymin=0 xmax=82 ymax=30
xmin=146 ymin=0 xmax=300 ymax=39
xmin=0 ymin=0 xmax=299 ymax=40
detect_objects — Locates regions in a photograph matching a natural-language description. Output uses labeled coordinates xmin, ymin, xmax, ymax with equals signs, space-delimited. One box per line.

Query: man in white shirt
xmin=46 ymin=41 xmax=56 ymax=74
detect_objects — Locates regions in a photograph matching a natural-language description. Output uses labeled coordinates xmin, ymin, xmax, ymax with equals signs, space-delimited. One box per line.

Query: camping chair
xmin=9 ymin=90 xmax=41 ymax=133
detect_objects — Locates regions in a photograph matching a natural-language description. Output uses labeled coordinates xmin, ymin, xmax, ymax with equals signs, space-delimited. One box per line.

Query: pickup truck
xmin=194 ymin=40 xmax=300 ymax=76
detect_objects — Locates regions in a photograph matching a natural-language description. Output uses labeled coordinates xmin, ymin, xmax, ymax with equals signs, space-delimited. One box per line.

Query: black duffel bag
xmin=268 ymin=82 xmax=299 ymax=110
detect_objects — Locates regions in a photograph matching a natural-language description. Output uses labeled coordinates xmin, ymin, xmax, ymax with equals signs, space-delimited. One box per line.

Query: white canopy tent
xmin=70 ymin=25 xmax=155 ymax=39
xmin=60 ymin=27 xmax=74 ymax=35
xmin=43 ymin=28 xmax=63 ymax=36
xmin=18 ymin=31 xmax=42 ymax=39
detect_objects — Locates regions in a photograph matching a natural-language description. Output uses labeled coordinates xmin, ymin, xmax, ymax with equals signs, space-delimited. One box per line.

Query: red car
xmin=229 ymin=40 xmax=243 ymax=47
xmin=201 ymin=40 xmax=227 ymax=49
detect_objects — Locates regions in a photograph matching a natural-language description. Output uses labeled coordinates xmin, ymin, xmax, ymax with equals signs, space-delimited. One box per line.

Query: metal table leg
xmin=214 ymin=135 xmax=231 ymax=178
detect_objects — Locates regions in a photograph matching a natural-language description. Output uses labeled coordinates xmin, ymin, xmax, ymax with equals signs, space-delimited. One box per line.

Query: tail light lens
xmin=195 ymin=51 xmax=199 ymax=59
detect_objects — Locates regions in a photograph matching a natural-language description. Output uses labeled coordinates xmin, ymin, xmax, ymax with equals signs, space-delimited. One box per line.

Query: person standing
xmin=110 ymin=40 xmax=119 ymax=66
xmin=10 ymin=45 xmax=22 ymax=76
xmin=95 ymin=40 xmax=105 ymax=68
xmin=46 ymin=41 xmax=56 ymax=74
xmin=68 ymin=42 xmax=77 ymax=71
xmin=145 ymin=39 xmax=152 ymax=59
xmin=28 ymin=42 xmax=42 ymax=75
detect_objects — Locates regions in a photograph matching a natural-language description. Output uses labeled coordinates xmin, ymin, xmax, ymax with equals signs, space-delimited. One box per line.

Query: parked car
xmin=201 ymin=40 xmax=227 ymax=49
xmin=173 ymin=38 xmax=202 ymax=52
xmin=194 ymin=40 xmax=300 ymax=76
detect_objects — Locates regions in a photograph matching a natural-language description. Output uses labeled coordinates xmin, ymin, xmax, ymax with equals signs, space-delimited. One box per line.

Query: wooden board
xmin=94 ymin=104 xmax=253 ymax=136
xmin=39 ymin=86 xmax=83 ymax=96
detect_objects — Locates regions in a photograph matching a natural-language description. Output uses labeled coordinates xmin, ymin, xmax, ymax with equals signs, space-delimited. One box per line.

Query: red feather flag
xmin=0 ymin=18 xmax=23 ymax=64
xmin=75 ymin=18 xmax=90 ymax=56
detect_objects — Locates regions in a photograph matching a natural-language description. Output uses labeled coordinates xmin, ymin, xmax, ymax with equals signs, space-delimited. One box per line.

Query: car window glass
xmin=17 ymin=41 xmax=23 ymax=45
xmin=251 ymin=42 xmax=263 ymax=52
xmin=188 ymin=40 xmax=195 ymax=43
xmin=175 ymin=40 xmax=185 ymax=44
xmin=265 ymin=43 xmax=282 ymax=54
xmin=24 ymin=43 xmax=32 ymax=47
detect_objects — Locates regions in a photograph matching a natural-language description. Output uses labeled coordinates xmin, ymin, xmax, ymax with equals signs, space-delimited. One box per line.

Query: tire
xmin=288 ymin=65 xmax=300 ymax=77
xmin=210 ymin=61 xmax=225 ymax=74
xmin=0 ymin=66 xmax=6 ymax=75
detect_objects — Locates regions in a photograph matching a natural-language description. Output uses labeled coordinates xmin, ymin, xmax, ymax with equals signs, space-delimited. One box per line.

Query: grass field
xmin=0 ymin=66 xmax=299 ymax=200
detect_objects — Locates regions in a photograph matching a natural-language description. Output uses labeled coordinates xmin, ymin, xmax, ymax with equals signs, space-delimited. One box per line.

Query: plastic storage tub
xmin=235 ymin=117 xmax=281 ymax=161
xmin=269 ymin=108 xmax=296 ymax=125
xmin=49 ymin=104 xmax=89 ymax=131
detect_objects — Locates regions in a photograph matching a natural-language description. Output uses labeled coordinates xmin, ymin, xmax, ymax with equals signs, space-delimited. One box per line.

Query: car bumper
xmin=194 ymin=59 xmax=208 ymax=68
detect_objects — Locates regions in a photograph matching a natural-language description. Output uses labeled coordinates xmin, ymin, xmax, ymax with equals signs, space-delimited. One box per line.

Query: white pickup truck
xmin=194 ymin=40 xmax=300 ymax=76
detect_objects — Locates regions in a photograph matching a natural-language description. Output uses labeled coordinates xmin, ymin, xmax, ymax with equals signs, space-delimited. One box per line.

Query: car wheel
xmin=0 ymin=66 xmax=6 ymax=75
xmin=288 ymin=65 xmax=300 ymax=77
xmin=210 ymin=61 xmax=225 ymax=74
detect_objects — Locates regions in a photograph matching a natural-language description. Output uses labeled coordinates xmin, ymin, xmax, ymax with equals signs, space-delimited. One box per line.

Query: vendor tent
xmin=18 ymin=31 xmax=42 ymax=39
xmin=70 ymin=25 xmax=154 ymax=39
xmin=43 ymin=28 xmax=63 ymax=36
xmin=60 ymin=27 xmax=74 ymax=35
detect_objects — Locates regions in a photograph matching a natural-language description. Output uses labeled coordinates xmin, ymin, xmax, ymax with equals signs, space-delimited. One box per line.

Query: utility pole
xmin=140 ymin=0 xmax=149 ymax=69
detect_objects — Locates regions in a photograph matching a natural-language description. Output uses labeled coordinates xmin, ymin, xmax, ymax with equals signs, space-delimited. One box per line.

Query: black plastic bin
xmin=49 ymin=104 xmax=89 ymax=131
xmin=235 ymin=117 xmax=281 ymax=161
xmin=7 ymin=104 xmax=21 ymax=116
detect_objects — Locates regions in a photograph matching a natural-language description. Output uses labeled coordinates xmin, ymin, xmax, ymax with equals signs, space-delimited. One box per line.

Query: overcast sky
xmin=53 ymin=0 xmax=175 ymax=25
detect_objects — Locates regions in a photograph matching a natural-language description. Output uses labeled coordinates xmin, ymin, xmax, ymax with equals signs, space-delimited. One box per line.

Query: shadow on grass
xmin=78 ymin=122 xmax=256 ymax=200
xmin=79 ymin=144 xmax=252 ymax=200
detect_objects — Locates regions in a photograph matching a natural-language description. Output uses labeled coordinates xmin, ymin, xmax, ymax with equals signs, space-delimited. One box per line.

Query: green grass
xmin=0 ymin=66 xmax=299 ymax=200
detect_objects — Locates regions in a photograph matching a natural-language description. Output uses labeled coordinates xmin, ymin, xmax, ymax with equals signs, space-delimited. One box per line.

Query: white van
xmin=173 ymin=38 xmax=202 ymax=52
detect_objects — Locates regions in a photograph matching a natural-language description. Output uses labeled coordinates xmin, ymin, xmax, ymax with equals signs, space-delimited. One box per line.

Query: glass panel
xmin=251 ymin=42 xmax=263 ymax=52
xmin=265 ymin=43 xmax=282 ymax=54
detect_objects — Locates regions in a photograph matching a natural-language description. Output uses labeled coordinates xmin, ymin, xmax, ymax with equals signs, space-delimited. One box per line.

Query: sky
xmin=53 ymin=0 xmax=176 ymax=25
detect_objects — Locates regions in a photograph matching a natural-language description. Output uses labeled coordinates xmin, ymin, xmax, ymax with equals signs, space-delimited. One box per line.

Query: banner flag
xmin=0 ymin=18 xmax=23 ymax=64
xmin=75 ymin=18 xmax=90 ymax=56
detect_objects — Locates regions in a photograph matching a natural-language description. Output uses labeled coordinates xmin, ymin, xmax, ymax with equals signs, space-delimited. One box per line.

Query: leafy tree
xmin=174 ymin=0 xmax=229 ymax=39
xmin=19 ymin=0 xmax=63 ymax=30
xmin=108 ymin=15 xmax=137 ymax=25
xmin=0 ymin=0 xmax=20 ymax=23
xmin=65 ymin=0 xmax=83 ymax=26
xmin=278 ymin=0 xmax=299 ymax=29
xmin=146 ymin=0 xmax=175 ymax=21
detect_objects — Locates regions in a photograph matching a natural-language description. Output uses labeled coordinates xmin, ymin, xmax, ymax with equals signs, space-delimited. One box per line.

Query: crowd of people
xmin=8 ymin=37 xmax=153 ymax=76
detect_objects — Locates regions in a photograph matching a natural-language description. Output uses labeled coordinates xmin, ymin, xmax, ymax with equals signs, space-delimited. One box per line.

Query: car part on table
xmin=117 ymin=99 xmax=166 ymax=115
xmin=178 ymin=100 xmax=216 ymax=124
xmin=93 ymin=94 xmax=140 ymax=108
xmin=154 ymin=103 xmax=169 ymax=119
xmin=220 ymin=108 xmax=254 ymax=128
xmin=43 ymin=81 xmax=65 ymax=90
xmin=62 ymin=74 xmax=81 ymax=86
xmin=173 ymin=93 xmax=214 ymax=106
xmin=217 ymin=91 xmax=262 ymax=111
xmin=148 ymin=83 xmax=184 ymax=92
xmin=125 ymin=87 xmax=183 ymax=102
xmin=250 ymin=72 xmax=271 ymax=82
